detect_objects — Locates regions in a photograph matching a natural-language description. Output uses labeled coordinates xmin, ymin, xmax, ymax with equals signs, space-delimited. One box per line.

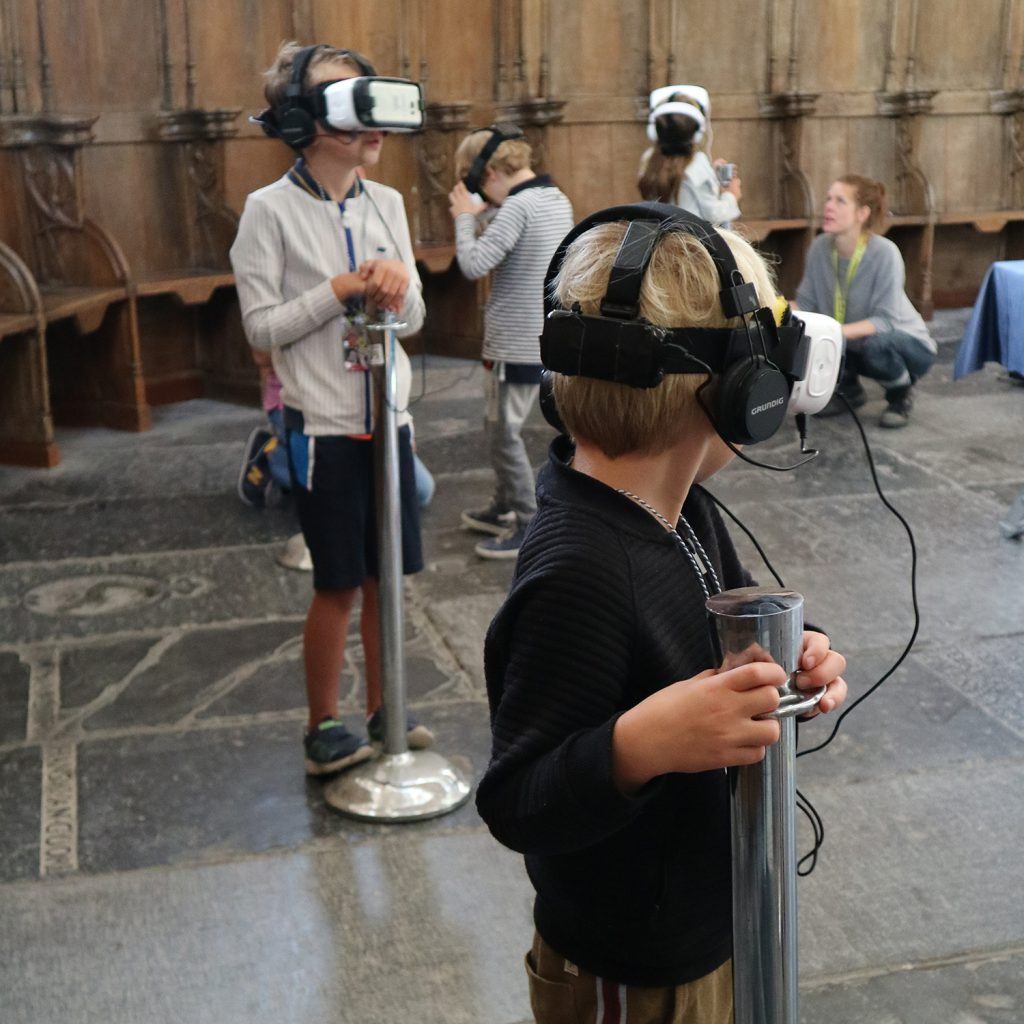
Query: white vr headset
xmin=320 ymin=76 xmax=424 ymax=132
xmin=649 ymin=84 xmax=710 ymax=115
xmin=647 ymin=84 xmax=710 ymax=145
xmin=252 ymin=75 xmax=424 ymax=148
xmin=646 ymin=101 xmax=706 ymax=144
xmin=786 ymin=311 xmax=844 ymax=416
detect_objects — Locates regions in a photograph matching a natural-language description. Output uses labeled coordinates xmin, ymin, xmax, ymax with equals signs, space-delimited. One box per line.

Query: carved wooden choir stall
xmin=2 ymin=0 xmax=1023 ymax=466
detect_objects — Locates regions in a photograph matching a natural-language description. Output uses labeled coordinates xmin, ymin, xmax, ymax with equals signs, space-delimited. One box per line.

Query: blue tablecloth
xmin=954 ymin=260 xmax=1024 ymax=379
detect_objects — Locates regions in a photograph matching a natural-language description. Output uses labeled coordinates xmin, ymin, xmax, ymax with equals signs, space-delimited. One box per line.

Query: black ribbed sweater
xmin=476 ymin=435 xmax=758 ymax=987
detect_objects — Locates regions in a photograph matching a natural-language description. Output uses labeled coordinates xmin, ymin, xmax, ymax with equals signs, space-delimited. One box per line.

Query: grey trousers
xmin=485 ymin=367 xmax=539 ymax=525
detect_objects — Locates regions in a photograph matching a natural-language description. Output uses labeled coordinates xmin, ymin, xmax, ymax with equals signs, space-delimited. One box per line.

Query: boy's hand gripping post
xmin=324 ymin=313 xmax=471 ymax=821
xmin=705 ymin=588 xmax=825 ymax=1024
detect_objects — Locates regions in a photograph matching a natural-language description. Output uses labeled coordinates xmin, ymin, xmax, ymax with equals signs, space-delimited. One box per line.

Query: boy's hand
xmin=449 ymin=181 xmax=486 ymax=218
xmin=795 ymin=631 xmax=847 ymax=719
xmin=612 ymin=661 xmax=787 ymax=795
xmin=331 ymin=272 xmax=367 ymax=304
xmin=359 ymin=259 xmax=409 ymax=313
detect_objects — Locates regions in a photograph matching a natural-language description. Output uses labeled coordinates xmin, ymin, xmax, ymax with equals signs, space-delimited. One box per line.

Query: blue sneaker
xmin=366 ymin=709 xmax=435 ymax=750
xmin=238 ymin=427 xmax=273 ymax=507
xmin=303 ymin=718 xmax=374 ymax=776
xmin=475 ymin=524 xmax=527 ymax=561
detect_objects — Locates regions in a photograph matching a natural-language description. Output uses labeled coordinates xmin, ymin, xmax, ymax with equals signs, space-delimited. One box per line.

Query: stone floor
xmin=1 ymin=308 xmax=1023 ymax=1023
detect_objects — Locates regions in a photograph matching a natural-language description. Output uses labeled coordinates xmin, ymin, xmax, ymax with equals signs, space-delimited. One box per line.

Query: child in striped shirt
xmin=448 ymin=128 xmax=574 ymax=559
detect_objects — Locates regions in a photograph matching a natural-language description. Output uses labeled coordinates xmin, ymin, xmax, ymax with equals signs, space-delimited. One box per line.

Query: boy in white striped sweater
xmin=231 ymin=42 xmax=434 ymax=776
xmin=449 ymin=129 xmax=574 ymax=559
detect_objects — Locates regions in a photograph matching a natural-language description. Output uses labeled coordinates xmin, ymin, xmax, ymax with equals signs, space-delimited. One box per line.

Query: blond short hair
xmin=263 ymin=41 xmax=365 ymax=109
xmin=550 ymin=223 xmax=778 ymax=458
xmin=454 ymin=129 xmax=533 ymax=181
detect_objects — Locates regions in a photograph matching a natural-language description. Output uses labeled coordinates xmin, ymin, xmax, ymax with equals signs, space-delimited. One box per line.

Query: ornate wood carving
xmin=415 ymin=102 xmax=472 ymax=246
xmin=155 ymin=107 xmax=241 ymax=268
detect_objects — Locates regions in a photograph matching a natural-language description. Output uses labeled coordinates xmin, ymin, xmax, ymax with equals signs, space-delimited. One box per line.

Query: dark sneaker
xmin=879 ymin=386 xmax=913 ymax=429
xmin=303 ymin=718 xmax=374 ymax=776
xmin=461 ymin=505 xmax=516 ymax=536
xmin=815 ymin=381 xmax=868 ymax=418
xmin=238 ymin=427 xmax=272 ymax=507
xmin=475 ymin=524 xmax=527 ymax=560
xmin=366 ymin=709 xmax=435 ymax=750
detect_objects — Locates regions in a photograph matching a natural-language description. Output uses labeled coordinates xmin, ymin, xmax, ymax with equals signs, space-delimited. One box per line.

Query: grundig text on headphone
xmin=251 ymin=44 xmax=424 ymax=150
xmin=462 ymin=123 xmax=527 ymax=198
xmin=539 ymin=202 xmax=844 ymax=467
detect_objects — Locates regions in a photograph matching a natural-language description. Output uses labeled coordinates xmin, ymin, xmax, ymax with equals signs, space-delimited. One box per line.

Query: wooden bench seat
xmin=937 ymin=210 xmax=1024 ymax=232
xmin=40 ymin=286 xmax=125 ymax=335
xmin=736 ymin=218 xmax=811 ymax=243
xmin=135 ymin=268 xmax=234 ymax=305
xmin=0 ymin=311 xmax=39 ymax=338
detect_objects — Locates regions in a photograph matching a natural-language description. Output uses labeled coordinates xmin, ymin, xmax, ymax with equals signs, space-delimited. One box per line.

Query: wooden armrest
xmin=0 ymin=312 xmax=39 ymax=338
xmin=937 ymin=210 xmax=1024 ymax=232
xmin=736 ymin=219 xmax=811 ymax=243
xmin=414 ymin=244 xmax=456 ymax=274
xmin=135 ymin=269 xmax=235 ymax=305
xmin=41 ymin=286 xmax=125 ymax=335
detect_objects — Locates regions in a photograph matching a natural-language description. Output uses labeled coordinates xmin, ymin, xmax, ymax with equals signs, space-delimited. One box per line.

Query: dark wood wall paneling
xmin=1 ymin=0 xmax=1022 ymax=466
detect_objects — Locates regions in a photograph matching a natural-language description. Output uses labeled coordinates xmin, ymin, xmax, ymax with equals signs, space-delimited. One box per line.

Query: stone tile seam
xmin=800 ymin=939 xmax=1024 ymax=991
xmin=0 ymin=819 xmax=496 ymax=893
xmin=0 ymin=540 xmax=298 ymax=574
xmin=0 ymin=695 xmax=490 ymax=756
xmin=406 ymin=577 xmax=481 ymax=698
xmin=51 ymin=632 xmax=183 ymax=740
xmin=0 ymin=614 xmax=308 ymax=655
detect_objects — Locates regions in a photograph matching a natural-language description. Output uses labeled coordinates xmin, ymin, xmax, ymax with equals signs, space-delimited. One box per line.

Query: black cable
xmin=697 ymin=485 xmax=786 ymax=587
xmin=796 ymin=787 xmax=825 ymax=876
xmin=796 ymin=392 xmax=920 ymax=758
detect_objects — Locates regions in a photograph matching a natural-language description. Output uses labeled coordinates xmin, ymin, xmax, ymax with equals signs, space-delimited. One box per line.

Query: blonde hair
xmin=454 ymin=129 xmax=533 ymax=181
xmin=263 ymin=41 xmax=366 ymax=109
xmin=551 ymin=223 xmax=777 ymax=458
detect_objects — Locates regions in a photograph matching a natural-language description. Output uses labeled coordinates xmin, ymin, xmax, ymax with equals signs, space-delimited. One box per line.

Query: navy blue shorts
xmin=286 ymin=418 xmax=424 ymax=592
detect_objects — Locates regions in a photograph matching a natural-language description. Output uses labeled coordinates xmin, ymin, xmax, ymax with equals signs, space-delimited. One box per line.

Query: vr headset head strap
xmin=463 ymin=123 xmax=526 ymax=194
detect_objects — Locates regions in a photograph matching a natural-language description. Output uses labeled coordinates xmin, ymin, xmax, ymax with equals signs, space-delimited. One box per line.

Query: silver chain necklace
xmin=616 ymin=488 xmax=722 ymax=600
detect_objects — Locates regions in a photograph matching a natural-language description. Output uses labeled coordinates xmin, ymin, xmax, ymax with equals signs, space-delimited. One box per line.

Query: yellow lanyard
xmin=832 ymin=235 xmax=867 ymax=324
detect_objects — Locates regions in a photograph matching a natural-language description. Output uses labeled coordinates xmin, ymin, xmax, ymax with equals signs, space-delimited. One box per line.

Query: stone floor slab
xmin=0 ymin=651 xmax=29 ymax=744
xmin=0 ymin=747 xmax=41 ymax=882
xmin=0 ymin=548 xmax=310 ymax=645
xmin=798 ymin=762 xmax=1024 ymax=978
xmin=76 ymin=701 xmax=492 ymax=874
xmin=801 ymin=949 xmax=1024 ymax=1024
xmin=0 ymin=833 xmax=534 ymax=1024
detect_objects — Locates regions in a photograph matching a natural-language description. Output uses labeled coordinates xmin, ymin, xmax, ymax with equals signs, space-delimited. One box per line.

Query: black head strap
xmin=600 ymin=221 xmax=661 ymax=318
xmin=544 ymin=202 xmax=757 ymax=320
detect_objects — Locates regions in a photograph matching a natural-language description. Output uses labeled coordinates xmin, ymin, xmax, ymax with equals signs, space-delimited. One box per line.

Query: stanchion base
xmin=323 ymin=750 xmax=472 ymax=822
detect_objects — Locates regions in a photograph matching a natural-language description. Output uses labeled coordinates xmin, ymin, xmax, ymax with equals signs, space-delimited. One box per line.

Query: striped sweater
xmin=230 ymin=170 xmax=424 ymax=436
xmin=454 ymin=175 xmax=574 ymax=364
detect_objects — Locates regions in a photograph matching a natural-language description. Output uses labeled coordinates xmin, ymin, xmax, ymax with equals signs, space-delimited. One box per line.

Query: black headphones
xmin=462 ymin=123 xmax=526 ymax=196
xmin=540 ymin=202 xmax=810 ymax=447
xmin=258 ymin=44 xmax=377 ymax=150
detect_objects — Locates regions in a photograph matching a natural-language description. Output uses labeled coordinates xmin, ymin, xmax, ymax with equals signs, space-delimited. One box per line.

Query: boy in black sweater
xmin=476 ymin=218 xmax=848 ymax=1023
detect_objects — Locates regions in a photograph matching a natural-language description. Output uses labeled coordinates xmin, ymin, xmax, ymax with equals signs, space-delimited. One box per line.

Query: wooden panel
xmin=796 ymin=0 xmax=891 ymax=95
xmin=914 ymin=0 xmax=1005 ymax=91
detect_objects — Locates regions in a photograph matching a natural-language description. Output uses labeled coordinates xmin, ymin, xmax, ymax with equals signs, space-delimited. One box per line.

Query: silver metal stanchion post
xmin=706 ymin=587 xmax=825 ymax=1024
xmin=324 ymin=313 xmax=472 ymax=822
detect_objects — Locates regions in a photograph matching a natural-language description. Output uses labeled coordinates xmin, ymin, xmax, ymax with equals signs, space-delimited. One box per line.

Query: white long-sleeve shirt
xmin=230 ymin=172 xmax=424 ymax=435
xmin=677 ymin=151 xmax=740 ymax=227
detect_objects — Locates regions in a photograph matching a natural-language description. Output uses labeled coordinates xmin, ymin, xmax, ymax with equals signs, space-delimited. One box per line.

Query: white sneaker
xmin=277 ymin=532 xmax=312 ymax=571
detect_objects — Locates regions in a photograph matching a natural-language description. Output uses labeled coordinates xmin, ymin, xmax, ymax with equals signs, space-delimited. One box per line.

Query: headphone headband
xmin=462 ymin=123 xmax=526 ymax=195
xmin=543 ymin=203 xmax=756 ymax=321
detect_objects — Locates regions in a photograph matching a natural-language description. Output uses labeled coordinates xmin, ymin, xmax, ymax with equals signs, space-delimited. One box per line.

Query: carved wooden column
xmin=991 ymin=89 xmax=1024 ymax=259
xmin=155 ymin=108 xmax=241 ymax=273
xmin=414 ymin=101 xmax=473 ymax=248
xmin=877 ymin=89 xmax=936 ymax=317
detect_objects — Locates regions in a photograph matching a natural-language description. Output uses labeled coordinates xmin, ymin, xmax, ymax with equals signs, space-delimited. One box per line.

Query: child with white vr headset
xmin=230 ymin=41 xmax=434 ymax=777
xmin=640 ymin=85 xmax=742 ymax=227
xmin=476 ymin=205 xmax=848 ymax=1024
